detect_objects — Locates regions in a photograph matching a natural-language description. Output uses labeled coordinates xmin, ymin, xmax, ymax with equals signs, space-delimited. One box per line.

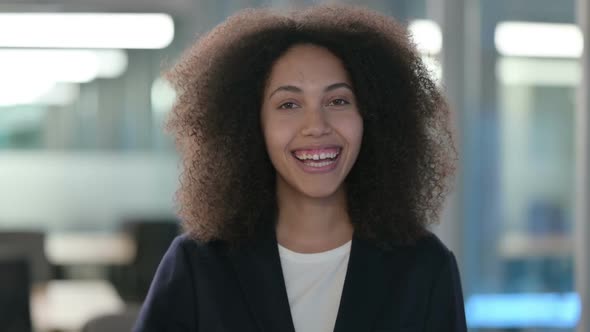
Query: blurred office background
xmin=0 ymin=0 xmax=588 ymax=331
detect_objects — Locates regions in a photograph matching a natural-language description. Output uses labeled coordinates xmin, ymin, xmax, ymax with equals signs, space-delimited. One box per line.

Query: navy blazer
xmin=133 ymin=227 xmax=467 ymax=332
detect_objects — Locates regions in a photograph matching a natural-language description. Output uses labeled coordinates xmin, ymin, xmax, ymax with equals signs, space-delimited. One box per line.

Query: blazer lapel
xmin=229 ymin=228 xmax=296 ymax=332
xmin=333 ymin=236 xmax=406 ymax=332
xmin=230 ymin=225 xmax=411 ymax=332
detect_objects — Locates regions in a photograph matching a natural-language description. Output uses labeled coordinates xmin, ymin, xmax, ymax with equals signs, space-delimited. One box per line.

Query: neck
xmin=275 ymin=178 xmax=353 ymax=253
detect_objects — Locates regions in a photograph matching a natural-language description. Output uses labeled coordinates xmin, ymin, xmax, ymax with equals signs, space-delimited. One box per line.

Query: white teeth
xmin=294 ymin=150 xmax=340 ymax=161
xmin=306 ymin=160 xmax=335 ymax=168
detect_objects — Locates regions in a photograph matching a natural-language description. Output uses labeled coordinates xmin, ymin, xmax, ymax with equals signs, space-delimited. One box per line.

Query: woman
xmin=134 ymin=4 xmax=465 ymax=332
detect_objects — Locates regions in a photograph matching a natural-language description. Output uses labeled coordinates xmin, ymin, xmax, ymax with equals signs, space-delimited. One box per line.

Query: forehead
xmin=266 ymin=43 xmax=351 ymax=87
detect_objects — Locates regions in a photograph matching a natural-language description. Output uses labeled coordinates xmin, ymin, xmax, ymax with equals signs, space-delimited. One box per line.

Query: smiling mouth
xmin=291 ymin=147 xmax=342 ymax=168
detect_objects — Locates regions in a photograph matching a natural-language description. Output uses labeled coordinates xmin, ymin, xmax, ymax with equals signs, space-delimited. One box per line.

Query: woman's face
xmin=261 ymin=43 xmax=363 ymax=199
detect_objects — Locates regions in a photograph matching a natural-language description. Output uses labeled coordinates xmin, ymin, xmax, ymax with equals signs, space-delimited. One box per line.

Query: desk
xmin=45 ymin=233 xmax=136 ymax=265
xmin=31 ymin=280 xmax=126 ymax=332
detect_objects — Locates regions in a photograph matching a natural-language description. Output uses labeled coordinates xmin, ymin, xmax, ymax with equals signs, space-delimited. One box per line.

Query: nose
xmin=300 ymin=107 xmax=332 ymax=137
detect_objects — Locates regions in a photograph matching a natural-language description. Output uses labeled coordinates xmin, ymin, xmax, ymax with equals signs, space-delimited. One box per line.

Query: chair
xmin=133 ymin=220 xmax=180 ymax=296
xmin=81 ymin=305 xmax=141 ymax=332
xmin=0 ymin=259 xmax=32 ymax=332
xmin=0 ymin=231 xmax=52 ymax=282
xmin=109 ymin=218 xmax=180 ymax=302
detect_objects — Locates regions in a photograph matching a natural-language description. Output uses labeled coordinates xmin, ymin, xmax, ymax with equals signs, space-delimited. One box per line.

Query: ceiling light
xmin=0 ymin=82 xmax=80 ymax=107
xmin=409 ymin=20 xmax=442 ymax=55
xmin=497 ymin=57 xmax=580 ymax=86
xmin=495 ymin=22 xmax=583 ymax=58
xmin=151 ymin=78 xmax=176 ymax=114
xmin=0 ymin=13 xmax=174 ymax=49
xmin=0 ymin=79 xmax=56 ymax=106
xmin=0 ymin=49 xmax=127 ymax=84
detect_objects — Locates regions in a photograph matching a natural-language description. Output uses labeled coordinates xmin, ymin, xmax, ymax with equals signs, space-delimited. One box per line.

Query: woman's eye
xmin=278 ymin=101 xmax=298 ymax=109
xmin=328 ymin=98 xmax=350 ymax=106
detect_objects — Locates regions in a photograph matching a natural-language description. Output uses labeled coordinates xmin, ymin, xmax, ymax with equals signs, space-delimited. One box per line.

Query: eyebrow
xmin=267 ymin=82 xmax=353 ymax=99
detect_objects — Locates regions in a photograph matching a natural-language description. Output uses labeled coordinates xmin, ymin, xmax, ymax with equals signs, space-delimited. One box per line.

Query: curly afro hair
xmin=166 ymin=4 xmax=456 ymax=248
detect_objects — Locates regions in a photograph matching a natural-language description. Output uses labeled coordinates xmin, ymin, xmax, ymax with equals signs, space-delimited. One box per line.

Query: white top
xmin=278 ymin=240 xmax=352 ymax=332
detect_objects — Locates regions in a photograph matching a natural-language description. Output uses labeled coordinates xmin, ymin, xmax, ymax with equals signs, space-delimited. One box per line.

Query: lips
xmin=291 ymin=146 xmax=342 ymax=161
xmin=290 ymin=145 xmax=342 ymax=173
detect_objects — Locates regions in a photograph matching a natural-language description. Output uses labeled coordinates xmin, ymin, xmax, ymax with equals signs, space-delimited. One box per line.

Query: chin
xmin=297 ymin=184 xmax=342 ymax=199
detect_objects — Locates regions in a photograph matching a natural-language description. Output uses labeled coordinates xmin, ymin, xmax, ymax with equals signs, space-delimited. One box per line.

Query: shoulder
xmin=388 ymin=231 xmax=457 ymax=274
xmin=165 ymin=233 xmax=231 ymax=268
xmin=408 ymin=233 xmax=466 ymax=329
xmin=133 ymin=235 xmax=201 ymax=331
xmin=144 ymin=234 xmax=202 ymax=290
xmin=133 ymin=234 xmax=228 ymax=331
xmin=170 ymin=233 xmax=202 ymax=251
xmin=141 ymin=234 xmax=228 ymax=291
xmin=412 ymin=231 xmax=453 ymax=261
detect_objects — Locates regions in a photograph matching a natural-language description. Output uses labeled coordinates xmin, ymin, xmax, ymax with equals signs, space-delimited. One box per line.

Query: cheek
xmin=262 ymin=116 xmax=295 ymax=156
xmin=334 ymin=113 xmax=363 ymax=149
